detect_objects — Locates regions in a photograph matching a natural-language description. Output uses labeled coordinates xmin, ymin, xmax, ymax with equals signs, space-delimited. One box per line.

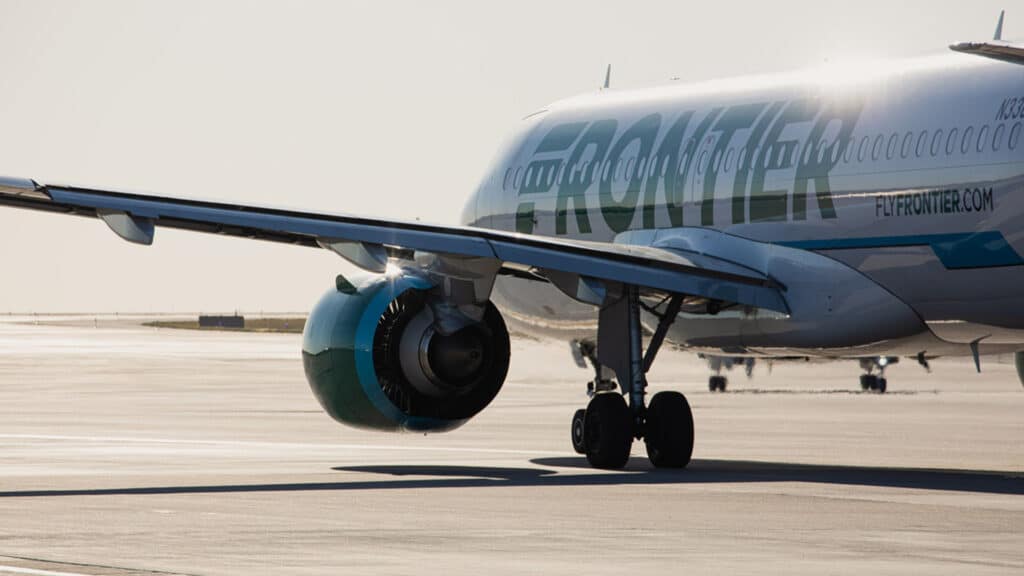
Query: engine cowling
xmin=302 ymin=273 xmax=510 ymax=433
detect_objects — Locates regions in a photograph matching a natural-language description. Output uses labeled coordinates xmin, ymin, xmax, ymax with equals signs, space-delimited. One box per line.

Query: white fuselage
xmin=464 ymin=53 xmax=1024 ymax=359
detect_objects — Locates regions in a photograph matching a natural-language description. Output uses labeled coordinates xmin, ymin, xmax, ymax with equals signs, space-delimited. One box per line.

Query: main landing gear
xmin=569 ymin=287 xmax=694 ymax=469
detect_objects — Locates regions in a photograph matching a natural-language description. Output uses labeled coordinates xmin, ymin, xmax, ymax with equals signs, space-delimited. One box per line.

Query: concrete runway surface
xmin=0 ymin=316 xmax=1021 ymax=575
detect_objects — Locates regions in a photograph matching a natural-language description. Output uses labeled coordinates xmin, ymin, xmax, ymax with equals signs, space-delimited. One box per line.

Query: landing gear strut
xmin=570 ymin=287 xmax=693 ymax=469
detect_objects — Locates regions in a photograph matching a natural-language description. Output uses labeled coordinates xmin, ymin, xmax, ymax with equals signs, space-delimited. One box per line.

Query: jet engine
xmin=302 ymin=272 xmax=510 ymax=433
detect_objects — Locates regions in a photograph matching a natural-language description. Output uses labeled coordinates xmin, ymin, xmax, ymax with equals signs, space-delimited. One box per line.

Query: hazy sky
xmin=0 ymin=0 xmax=1013 ymax=312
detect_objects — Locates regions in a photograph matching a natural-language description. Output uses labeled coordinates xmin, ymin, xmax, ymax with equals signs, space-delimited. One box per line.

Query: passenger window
xmin=915 ymin=131 xmax=928 ymax=157
xmin=503 ymin=168 xmax=513 ymax=190
xmin=993 ymin=124 xmax=1006 ymax=151
xmin=977 ymin=125 xmax=990 ymax=153
xmin=677 ymin=151 xmax=690 ymax=177
xmin=946 ymin=128 xmax=959 ymax=155
xmin=513 ymin=167 xmax=523 ymax=189
xmin=816 ymin=142 xmax=828 ymax=164
xmin=961 ymin=126 xmax=974 ymax=154
xmin=872 ymin=135 xmax=884 ymax=160
xmin=737 ymin=147 xmax=749 ymax=171
xmin=901 ymin=132 xmax=913 ymax=158
xmin=930 ymin=130 xmax=943 ymax=156
xmin=886 ymin=133 xmax=899 ymax=160
xmin=1011 ymin=122 xmax=1022 ymax=150
xmin=802 ymin=142 xmax=813 ymax=165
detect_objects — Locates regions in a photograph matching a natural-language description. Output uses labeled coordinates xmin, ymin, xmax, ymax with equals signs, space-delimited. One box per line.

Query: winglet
xmin=603 ymin=64 xmax=611 ymax=90
xmin=995 ymin=10 xmax=1006 ymax=41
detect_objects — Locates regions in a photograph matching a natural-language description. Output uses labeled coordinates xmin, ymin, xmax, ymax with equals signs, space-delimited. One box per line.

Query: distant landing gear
xmin=703 ymin=355 xmax=751 ymax=392
xmin=858 ymin=374 xmax=887 ymax=393
xmin=859 ymin=357 xmax=896 ymax=394
xmin=568 ymin=288 xmax=693 ymax=469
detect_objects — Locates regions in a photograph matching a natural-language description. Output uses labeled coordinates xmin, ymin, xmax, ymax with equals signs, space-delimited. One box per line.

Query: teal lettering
xmin=702 ymin=103 xmax=766 ymax=226
xmin=733 ymin=102 xmax=783 ymax=224
xmin=793 ymin=100 xmax=863 ymax=220
xmin=600 ymin=114 xmax=661 ymax=233
xmin=556 ymin=119 xmax=617 ymax=235
xmin=642 ymin=111 xmax=693 ymax=228
xmin=750 ymin=99 xmax=818 ymax=222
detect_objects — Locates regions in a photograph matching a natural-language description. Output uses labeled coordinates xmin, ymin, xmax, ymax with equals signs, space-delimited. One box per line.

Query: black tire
xmin=644 ymin=391 xmax=695 ymax=469
xmin=709 ymin=375 xmax=726 ymax=392
xmin=877 ymin=378 xmax=887 ymax=394
xmin=859 ymin=374 xmax=871 ymax=391
xmin=571 ymin=408 xmax=586 ymax=454
xmin=584 ymin=393 xmax=633 ymax=469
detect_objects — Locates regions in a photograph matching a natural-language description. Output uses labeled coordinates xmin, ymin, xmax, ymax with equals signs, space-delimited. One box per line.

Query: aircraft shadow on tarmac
xmin=0 ymin=459 xmax=1020 ymax=498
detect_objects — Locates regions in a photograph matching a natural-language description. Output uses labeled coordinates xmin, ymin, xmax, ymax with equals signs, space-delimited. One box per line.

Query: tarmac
xmin=0 ymin=316 xmax=1021 ymax=575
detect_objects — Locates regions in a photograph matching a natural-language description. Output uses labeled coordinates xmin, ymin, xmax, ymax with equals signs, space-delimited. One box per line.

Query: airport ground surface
xmin=0 ymin=316 xmax=1021 ymax=575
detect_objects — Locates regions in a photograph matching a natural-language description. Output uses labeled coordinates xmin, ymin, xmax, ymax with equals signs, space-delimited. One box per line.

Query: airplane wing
xmin=0 ymin=175 xmax=788 ymax=314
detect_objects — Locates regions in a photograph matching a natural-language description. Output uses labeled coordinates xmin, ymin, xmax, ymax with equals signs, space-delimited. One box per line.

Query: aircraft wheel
xmin=583 ymin=393 xmax=633 ymax=469
xmin=877 ymin=378 xmax=887 ymax=394
xmin=709 ymin=375 xmax=727 ymax=392
xmin=860 ymin=374 xmax=871 ymax=391
xmin=644 ymin=391 xmax=694 ymax=469
xmin=570 ymin=408 xmax=586 ymax=454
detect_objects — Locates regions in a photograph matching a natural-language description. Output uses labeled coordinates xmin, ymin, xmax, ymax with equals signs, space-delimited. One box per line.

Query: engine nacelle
xmin=302 ymin=273 xmax=510 ymax=433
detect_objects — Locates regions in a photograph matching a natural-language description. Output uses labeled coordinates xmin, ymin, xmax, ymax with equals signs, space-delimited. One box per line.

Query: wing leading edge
xmin=0 ymin=176 xmax=788 ymax=314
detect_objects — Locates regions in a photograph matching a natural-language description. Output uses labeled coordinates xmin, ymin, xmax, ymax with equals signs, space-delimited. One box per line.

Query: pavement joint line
xmin=0 ymin=565 xmax=99 ymax=576
xmin=0 ymin=434 xmax=563 ymax=456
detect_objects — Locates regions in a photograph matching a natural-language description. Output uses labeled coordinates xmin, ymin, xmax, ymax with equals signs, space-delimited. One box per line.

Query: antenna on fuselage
xmin=602 ymin=64 xmax=611 ymax=90
xmin=995 ymin=10 xmax=1006 ymax=41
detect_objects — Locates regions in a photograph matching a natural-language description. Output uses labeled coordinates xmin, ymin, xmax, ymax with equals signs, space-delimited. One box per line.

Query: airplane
xmin=4 ymin=13 xmax=1024 ymax=471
